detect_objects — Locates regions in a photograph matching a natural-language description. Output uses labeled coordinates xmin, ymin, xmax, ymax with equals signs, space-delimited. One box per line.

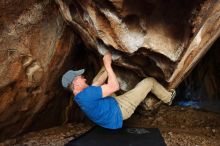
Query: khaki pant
xmin=114 ymin=77 xmax=172 ymax=120
xmin=93 ymin=67 xmax=172 ymax=120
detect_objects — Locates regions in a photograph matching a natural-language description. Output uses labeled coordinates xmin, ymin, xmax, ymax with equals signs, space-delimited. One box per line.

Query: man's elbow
xmin=111 ymin=83 xmax=120 ymax=92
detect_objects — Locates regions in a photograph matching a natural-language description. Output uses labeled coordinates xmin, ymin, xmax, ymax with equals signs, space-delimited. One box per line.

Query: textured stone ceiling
xmin=56 ymin=0 xmax=220 ymax=86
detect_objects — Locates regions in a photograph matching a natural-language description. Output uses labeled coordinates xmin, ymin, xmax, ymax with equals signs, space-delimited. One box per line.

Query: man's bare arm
xmin=92 ymin=66 xmax=108 ymax=86
xmin=101 ymin=52 xmax=119 ymax=97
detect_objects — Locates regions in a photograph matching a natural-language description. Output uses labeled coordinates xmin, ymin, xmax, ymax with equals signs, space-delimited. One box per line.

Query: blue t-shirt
xmin=74 ymin=86 xmax=123 ymax=129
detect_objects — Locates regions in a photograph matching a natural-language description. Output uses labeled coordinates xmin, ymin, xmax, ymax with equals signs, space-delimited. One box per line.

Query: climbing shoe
xmin=167 ymin=89 xmax=176 ymax=106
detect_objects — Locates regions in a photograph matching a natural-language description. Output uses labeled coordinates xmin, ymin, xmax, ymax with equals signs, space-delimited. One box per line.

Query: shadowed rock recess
xmin=0 ymin=0 xmax=220 ymax=140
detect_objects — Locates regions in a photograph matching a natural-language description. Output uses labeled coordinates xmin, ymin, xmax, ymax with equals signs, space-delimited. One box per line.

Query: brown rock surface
xmin=0 ymin=0 xmax=76 ymax=139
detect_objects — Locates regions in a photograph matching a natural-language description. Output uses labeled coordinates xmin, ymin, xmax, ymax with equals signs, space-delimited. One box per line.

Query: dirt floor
xmin=0 ymin=105 xmax=219 ymax=146
xmin=125 ymin=105 xmax=220 ymax=146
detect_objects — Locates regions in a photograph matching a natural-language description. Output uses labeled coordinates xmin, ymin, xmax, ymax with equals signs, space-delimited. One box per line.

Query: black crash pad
xmin=65 ymin=126 xmax=167 ymax=146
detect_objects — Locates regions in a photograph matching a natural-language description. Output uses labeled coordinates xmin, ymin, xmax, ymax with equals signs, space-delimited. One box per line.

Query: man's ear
xmin=67 ymin=84 xmax=73 ymax=92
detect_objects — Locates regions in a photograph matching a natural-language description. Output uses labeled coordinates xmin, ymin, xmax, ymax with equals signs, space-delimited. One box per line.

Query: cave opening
xmin=174 ymin=37 xmax=220 ymax=113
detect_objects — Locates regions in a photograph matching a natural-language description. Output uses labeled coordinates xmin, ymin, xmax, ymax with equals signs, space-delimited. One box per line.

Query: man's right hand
xmin=101 ymin=52 xmax=119 ymax=97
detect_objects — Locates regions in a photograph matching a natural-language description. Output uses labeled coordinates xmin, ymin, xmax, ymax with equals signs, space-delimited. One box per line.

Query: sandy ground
xmin=125 ymin=105 xmax=220 ymax=146
xmin=0 ymin=105 xmax=219 ymax=146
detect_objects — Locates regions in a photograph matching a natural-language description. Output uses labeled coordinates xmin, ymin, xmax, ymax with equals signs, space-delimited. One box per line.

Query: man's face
xmin=71 ymin=75 xmax=87 ymax=90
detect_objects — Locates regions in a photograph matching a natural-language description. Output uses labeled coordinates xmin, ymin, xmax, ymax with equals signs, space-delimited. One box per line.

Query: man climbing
xmin=61 ymin=52 xmax=176 ymax=129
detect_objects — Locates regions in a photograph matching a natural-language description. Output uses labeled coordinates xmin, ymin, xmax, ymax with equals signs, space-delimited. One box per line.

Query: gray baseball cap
xmin=61 ymin=69 xmax=85 ymax=88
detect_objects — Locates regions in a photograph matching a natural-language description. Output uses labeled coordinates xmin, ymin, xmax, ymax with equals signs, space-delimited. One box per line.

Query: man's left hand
xmin=103 ymin=52 xmax=112 ymax=68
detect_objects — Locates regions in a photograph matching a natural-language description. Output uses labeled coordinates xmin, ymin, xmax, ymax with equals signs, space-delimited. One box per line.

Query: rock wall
xmin=0 ymin=0 xmax=77 ymax=139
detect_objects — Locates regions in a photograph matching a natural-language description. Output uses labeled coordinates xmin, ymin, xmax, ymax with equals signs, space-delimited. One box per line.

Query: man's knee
xmin=135 ymin=77 xmax=155 ymax=88
xmin=142 ymin=77 xmax=156 ymax=84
